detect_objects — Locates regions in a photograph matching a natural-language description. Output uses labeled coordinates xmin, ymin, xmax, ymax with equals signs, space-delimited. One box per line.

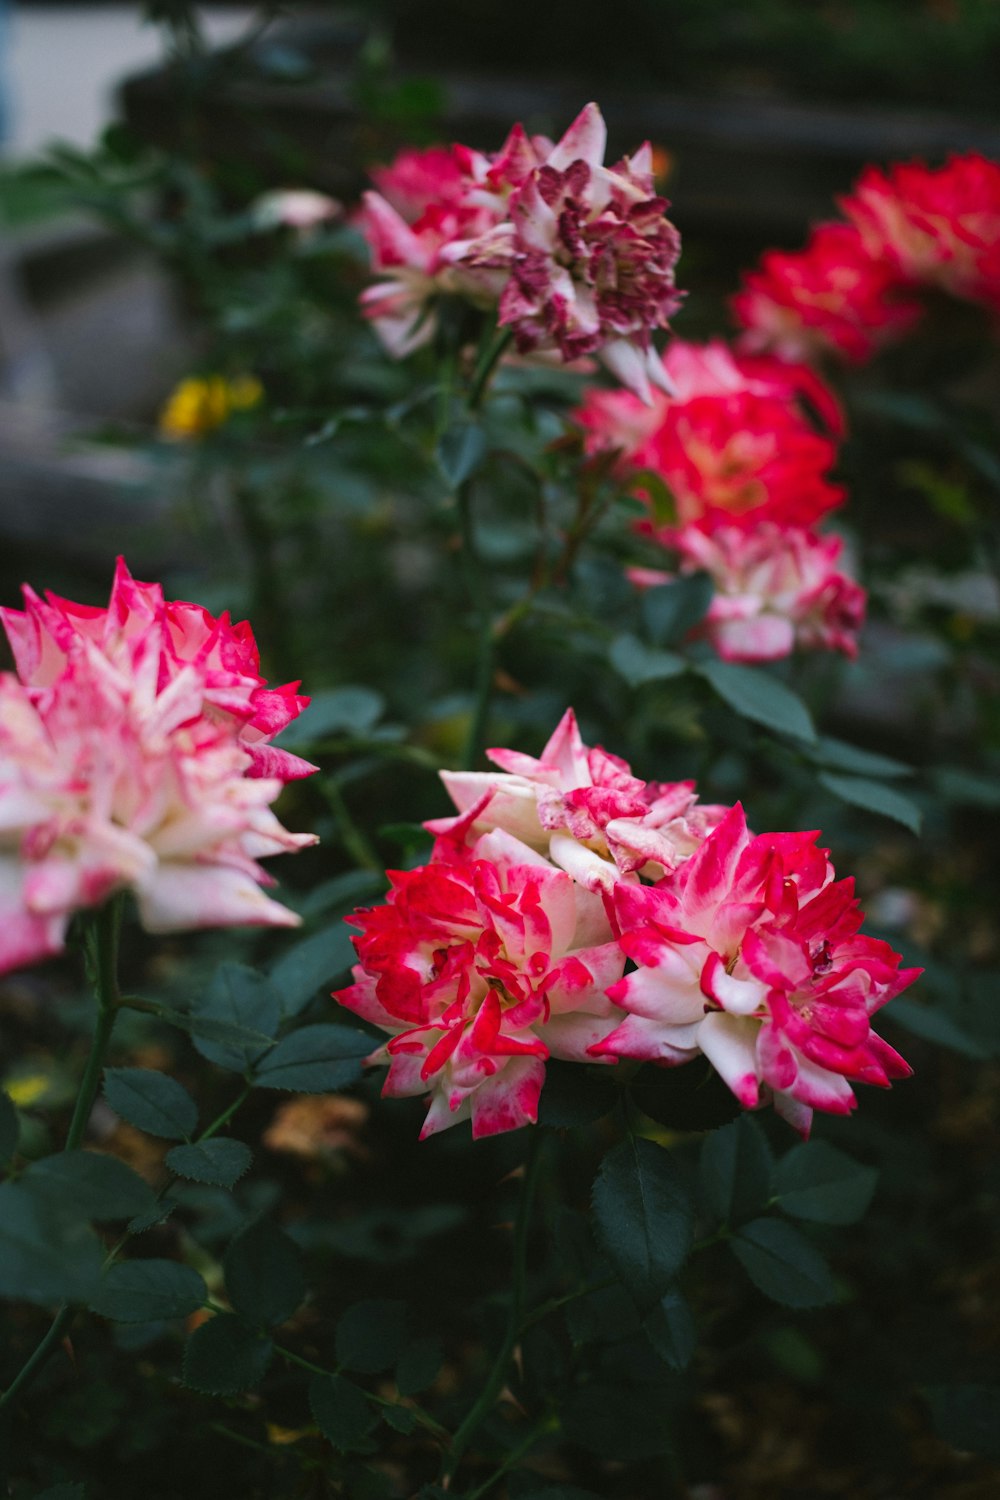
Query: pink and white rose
xmin=0 ymin=559 xmax=317 ymax=972
xmin=591 ymin=804 xmax=918 ymax=1133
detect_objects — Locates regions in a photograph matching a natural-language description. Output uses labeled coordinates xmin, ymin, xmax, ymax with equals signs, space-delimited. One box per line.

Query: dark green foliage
xmin=697 ymin=660 xmax=816 ymax=743
xmin=309 ymin=1373 xmax=378 ymax=1451
xmin=0 ymin=1088 xmax=20 ymax=1164
xmin=166 ymin=1138 xmax=254 ymax=1187
xmin=592 ymin=1137 xmax=694 ymax=1310
xmin=224 ymin=1218 xmax=306 ymax=1328
xmin=90 ymin=1260 xmax=207 ymax=1322
xmin=22 ymin=1150 xmax=156 ymax=1220
xmin=103 ymin=1068 xmax=198 ymax=1140
xmin=191 ymin=963 xmax=282 ymax=1070
xmin=730 ymin=1218 xmax=838 ymax=1308
xmin=252 ymin=1024 xmax=372 ymax=1091
xmin=699 ymin=1115 xmax=773 ymax=1227
xmin=335 ymin=1299 xmax=409 ymax=1373
xmin=183 ymin=1314 xmax=274 ymax=1395
xmin=773 ymin=1141 xmax=878 ymax=1225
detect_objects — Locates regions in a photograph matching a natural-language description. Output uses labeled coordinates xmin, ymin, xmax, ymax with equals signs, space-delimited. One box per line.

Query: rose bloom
xmin=0 ymin=559 xmax=316 ymax=972
xmin=358 ymin=105 xmax=683 ymax=400
xmin=426 ymin=707 xmax=726 ymax=893
xmin=334 ymin=828 xmax=624 ymax=1138
xmin=630 ymin=523 xmax=866 ymax=663
xmin=732 ymin=221 xmax=923 ymax=363
xmin=840 ymin=153 xmax=1000 ymax=313
xmin=576 ymin=337 xmax=844 ymax=529
xmin=450 ymin=102 xmax=683 ymax=400
xmin=356 ymin=133 xmax=535 ymax=357
xmin=591 ymin=804 xmax=918 ymax=1134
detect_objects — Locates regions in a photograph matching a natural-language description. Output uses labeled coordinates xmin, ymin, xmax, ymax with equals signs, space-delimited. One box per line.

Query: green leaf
xmin=128 ymin=1199 xmax=178 ymax=1236
xmin=90 ymin=1259 xmax=207 ymax=1322
xmin=641 ymin=573 xmax=714 ymax=646
xmin=309 ymin=1373 xmax=378 ymax=1451
xmin=437 ymin=420 xmax=487 ymax=489
xmin=592 ymin=1136 xmax=694 ymax=1310
xmin=253 ymin=1024 xmax=372 ymax=1092
xmin=932 ymin=767 xmax=1000 ymax=809
xmin=382 ymin=1405 xmax=418 ymax=1434
xmin=773 ymin=1141 xmax=877 ymax=1225
xmin=336 ymin=1299 xmax=409 ymax=1373
xmin=0 ymin=1088 xmax=20 ymax=1165
xmin=537 ymin=1061 xmax=617 ymax=1128
xmin=395 ymin=1336 xmax=442 ymax=1397
xmin=887 ymin=997 xmax=989 ymax=1060
xmin=274 ymin=686 xmax=385 ymax=747
xmin=812 ymin=736 xmax=912 ymax=780
xmin=609 ymin=634 xmax=687 ymax=687
xmin=103 ymin=1068 xmax=198 ymax=1141
xmin=0 ymin=1180 xmax=104 ymax=1305
xmin=192 ymin=964 xmax=281 ymax=1071
xmin=818 ymin=772 xmax=922 ymax=833
xmin=166 ymin=1138 xmax=253 ymax=1188
xmin=183 ymin=1313 xmax=274 ymax=1395
xmin=697 ymin=660 xmax=816 ymax=744
xmin=643 ymin=1288 xmax=696 ymax=1371
xmin=699 ymin=1115 xmax=773 ymax=1227
xmin=23 ymin=1150 xmax=156 ymax=1220
xmin=270 ymin=928 xmax=359 ymax=1015
xmin=224 ymin=1218 xmax=306 ymax=1328
xmin=731 ymin=1218 xmax=837 ymax=1308
xmin=923 ymin=1384 xmax=1000 ymax=1460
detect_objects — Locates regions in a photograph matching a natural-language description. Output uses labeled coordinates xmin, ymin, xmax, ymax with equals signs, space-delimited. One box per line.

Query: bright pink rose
xmin=450 ymin=103 xmax=683 ymax=400
xmin=0 ymin=560 xmax=317 ymax=972
xmin=732 ymin=222 xmax=923 ymax=363
xmin=334 ymin=829 xmax=624 ymax=1138
xmin=591 ymin=804 xmax=918 ymax=1134
xmin=630 ymin=523 xmax=866 ymax=663
xmin=840 ymin=154 xmax=1000 ymax=313
xmin=2 ymin=557 xmax=313 ymax=783
xmin=425 ymin=708 xmax=726 ymax=893
xmin=576 ymin=339 xmax=844 ymax=530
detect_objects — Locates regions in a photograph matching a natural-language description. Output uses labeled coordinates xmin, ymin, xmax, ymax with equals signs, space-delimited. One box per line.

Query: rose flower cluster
xmin=734 ymin=152 xmax=1000 ymax=363
xmin=334 ymin=710 xmax=917 ymax=1140
xmin=575 ymin=338 xmax=865 ymax=662
xmin=358 ymin=103 xmax=683 ymax=401
xmin=0 ymin=559 xmax=316 ymax=973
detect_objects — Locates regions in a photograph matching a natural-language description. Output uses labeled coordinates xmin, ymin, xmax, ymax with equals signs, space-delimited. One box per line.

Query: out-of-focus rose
xmin=732 ymin=222 xmax=923 ymax=363
xmin=630 ymin=523 xmax=866 ymax=663
xmin=841 ymin=154 xmax=1000 ymax=312
xmin=0 ymin=559 xmax=317 ymax=974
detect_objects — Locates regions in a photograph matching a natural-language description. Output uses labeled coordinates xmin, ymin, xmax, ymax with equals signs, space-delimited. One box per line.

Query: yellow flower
xmin=159 ymin=374 xmax=263 ymax=440
xmin=5 ymin=1073 xmax=49 ymax=1107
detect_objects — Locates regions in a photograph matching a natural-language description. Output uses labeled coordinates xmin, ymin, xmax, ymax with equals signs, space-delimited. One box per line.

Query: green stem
xmin=458 ymin=480 xmax=495 ymax=772
xmin=321 ymin=778 xmax=383 ymax=872
xmin=467 ymin=327 xmax=514 ymax=412
xmin=0 ymin=898 xmax=123 ymax=1416
xmin=465 ymin=1412 xmax=556 ymax=1500
xmin=441 ymin=1131 xmax=546 ymax=1483
xmin=275 ymin=1345 xmax=449 ymax=1443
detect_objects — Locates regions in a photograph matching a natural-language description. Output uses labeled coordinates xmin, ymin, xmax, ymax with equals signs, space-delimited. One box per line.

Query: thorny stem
xmin=441 ymin=1131 xmax=547 ymax=1485
xmin=273 ymin=1343 xmax=450 ymax=1443
xmin=0 ymin=898 xmax=124 ymax=1422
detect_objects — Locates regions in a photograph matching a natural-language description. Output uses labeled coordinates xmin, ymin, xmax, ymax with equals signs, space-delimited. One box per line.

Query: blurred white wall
xmin=4 ymin=4 xmax=256 ymax=155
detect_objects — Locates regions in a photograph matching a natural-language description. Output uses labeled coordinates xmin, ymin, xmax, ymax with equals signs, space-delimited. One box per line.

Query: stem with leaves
xmin=441 ymin=1130 xmax=546 ymax=1484
xmin=0 ymin=897 xmax=124 ymax=1419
